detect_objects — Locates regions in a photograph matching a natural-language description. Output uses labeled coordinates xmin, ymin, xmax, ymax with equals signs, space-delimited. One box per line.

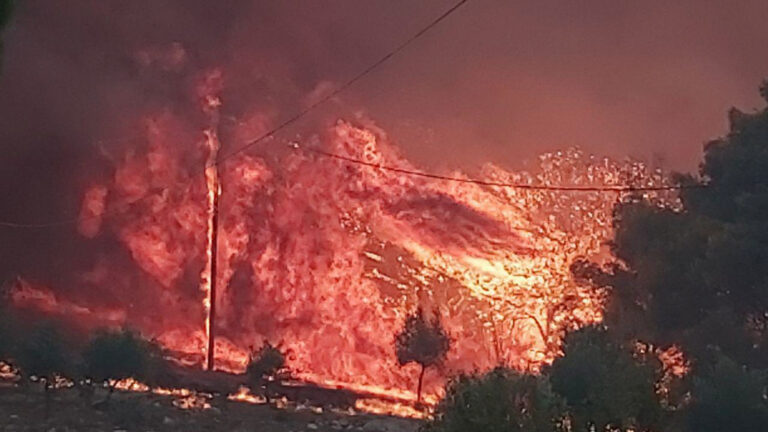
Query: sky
xmin=1 ymin=0 xmax=768 ymax=243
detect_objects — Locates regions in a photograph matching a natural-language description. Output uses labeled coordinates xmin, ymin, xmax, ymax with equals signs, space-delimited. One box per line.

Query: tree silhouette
xmin=546 ymin=326 xmax=664 ymax=432
xmin=426 ymin=368 xmax=566 ymax=432
xmin=577 ymin=82 xmax=768 ymax=370
xmin=81 ymin=329 xmax=153 ymax=403
xmin=16 ymin=323 xmax=72 ymax=416
xmin=246 ymin=342 xmax=286 ymax=403
xmin=395 ymin=308 xmax=451 ymax=405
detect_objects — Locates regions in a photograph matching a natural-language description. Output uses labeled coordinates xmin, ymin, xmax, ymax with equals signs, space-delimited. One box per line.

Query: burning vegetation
xmin=2 ymin=65 xmax=676 ymax=405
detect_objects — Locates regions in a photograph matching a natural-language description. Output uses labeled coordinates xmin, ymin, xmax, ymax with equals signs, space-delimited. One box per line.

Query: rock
xmin=307 ymin=422 xmax=319 ymax=430
xmin=162 ymin=416 xmax=176 ymax=425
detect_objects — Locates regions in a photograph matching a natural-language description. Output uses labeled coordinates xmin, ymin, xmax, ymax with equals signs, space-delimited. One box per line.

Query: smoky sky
xmin=1 ymin=0 xmax=768 ymax=281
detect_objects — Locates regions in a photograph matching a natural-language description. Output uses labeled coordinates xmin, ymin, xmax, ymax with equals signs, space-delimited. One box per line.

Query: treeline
xmin=425 ymin=84 xmax=768 ymax=432
xmin=0 ymin=311 xmax=175 ymax=410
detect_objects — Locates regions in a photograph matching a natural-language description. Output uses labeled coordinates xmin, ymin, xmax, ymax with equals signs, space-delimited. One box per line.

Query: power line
xmin=212 ymin=0 xmax=470 ymax=166
xmin=300 ymin=145 xmax=705 ymax=192
xmin=0 ymin=0 xmax=470 ymax=229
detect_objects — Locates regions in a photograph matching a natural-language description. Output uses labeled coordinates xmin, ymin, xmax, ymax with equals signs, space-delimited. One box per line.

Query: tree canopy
xmin=16 ymin=323 xmax=71 ymax=382
xmin=81 ymin=329 xmax=152 ymax=385
xmin=426 ymin=368 xmax=566 ymax=432
xmin=395 ymin=308 xmax=451 ymax=404
xmin=546 ymin=326 xmax=663 ymax=432
xmin=578 ymin=84 xmax=768 ymax=369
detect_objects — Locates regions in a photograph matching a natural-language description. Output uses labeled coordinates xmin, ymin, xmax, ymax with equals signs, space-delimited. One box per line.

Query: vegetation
xmin=81 ymin=329 xmax=155 ymax=401
xmin=395 ymin=308 xmax=451 ymax=405
xmin=685 ymin=355 xmax=768 ymax=432
xmin=429 ymin=84 xmax=768 ymax=432
xmin=16 ymin=322 xmax=71 ymax=384
xmin=426 ymin=368 xmax=565 ymax=432
xmin=575 ymin=83 xmax=768 ymax=370
xmin=247 ymin=342 xmax=286 ymax=402
xmin=546 ymin=326 xmax=663 ymax=432
xmin=247 ymin=342 xmax=286 ymax=381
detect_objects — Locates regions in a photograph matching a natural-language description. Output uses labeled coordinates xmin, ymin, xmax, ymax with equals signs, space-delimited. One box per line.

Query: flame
xmin=200 ymin=69 xmax=224 ymax=369
xmin=8 ymin=63 xmax=678 ymax=412
xmin=228 ymin=386 xmax=268 ymax=404
xmin=355 ymin=398 xmax=428 ymax=419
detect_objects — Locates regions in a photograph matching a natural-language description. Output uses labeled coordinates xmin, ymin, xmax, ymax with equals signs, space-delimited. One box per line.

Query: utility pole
xmin=202 ymin=76 xmax=223 ymax=372
xmin=206 ymin=180 xmax=220 ymax=371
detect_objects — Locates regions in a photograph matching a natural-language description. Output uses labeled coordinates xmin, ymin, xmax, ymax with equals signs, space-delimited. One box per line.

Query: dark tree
xmin=546 ymin=326 xmax=664 ymax=432
xmin=686 ymin=355 xmax=768 ymax=432
xmin=246 ymin=342 xmax=286 ymax=402
xmin=81 ymin=329 xmax=152 ymax=401
xmin=426 ymin=368 xmax=566 ymax=432
xmin=577 ymin=83 xmax=768 ymax=369
xmin=395 ymin=308 xmax=451 ymax=405
xmin=16 ymin=323 xmax=72 ymax=416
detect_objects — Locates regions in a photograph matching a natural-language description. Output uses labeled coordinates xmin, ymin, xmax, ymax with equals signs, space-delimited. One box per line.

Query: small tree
xmin=426 ymin=368 xmax=566 ymax=432
xmin=16 ymin=323 xmax=72 ymax=416
xmin=81 ymin=329 xmax=151 ymax=403
xmin=546 ymin=326 xmax=664 ymax=432
xmin=246 ymin=342 xmax=286 ymax=402
xmin=395 ymin=308 xmax=451 ymax=405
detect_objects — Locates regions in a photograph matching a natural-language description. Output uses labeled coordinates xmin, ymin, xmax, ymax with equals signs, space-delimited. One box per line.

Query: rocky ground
xmin=0 ymin=383 xmax=422 ymax=432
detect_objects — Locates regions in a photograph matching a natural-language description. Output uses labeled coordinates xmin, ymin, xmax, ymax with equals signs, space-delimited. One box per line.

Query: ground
xmin=0 ymin=383 xmax=422 ymax=432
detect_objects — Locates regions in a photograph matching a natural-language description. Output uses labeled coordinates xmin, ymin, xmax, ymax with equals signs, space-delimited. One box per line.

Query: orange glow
xmin=8 ymin=63 xmax=678 ymax=414
xmin=355 ymin=398 xmax=428 ymax=419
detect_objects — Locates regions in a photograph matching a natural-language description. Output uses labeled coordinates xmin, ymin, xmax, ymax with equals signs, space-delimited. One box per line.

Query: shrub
xmin=425 ymin=368 xmax=566 ymax=432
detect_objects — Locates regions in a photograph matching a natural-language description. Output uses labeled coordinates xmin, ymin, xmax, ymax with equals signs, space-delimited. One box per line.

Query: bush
xmin=425 ymin=368 xmax=566 ymax=432
xmin=546 ymin=326 xmax=663 ymax=432
xmin=246 ymin=342 xmax=286 ymax=381
xmin=82 ymin=329 xmax=150 ymax=385
xmin=16 ymin=322 xmax=71 ymax=383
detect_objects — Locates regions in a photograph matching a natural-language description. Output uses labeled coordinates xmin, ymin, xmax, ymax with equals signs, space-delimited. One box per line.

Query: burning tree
xmin=395 ymin=308 xmax=451 ymax=405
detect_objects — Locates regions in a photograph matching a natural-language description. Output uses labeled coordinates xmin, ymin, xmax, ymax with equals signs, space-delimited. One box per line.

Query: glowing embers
xmin=112 ymin=378 xmax=213 ymax=410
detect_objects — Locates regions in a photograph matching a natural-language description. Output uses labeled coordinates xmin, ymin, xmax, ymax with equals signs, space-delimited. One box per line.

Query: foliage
xmin=546 ymin=326 xmax=664 ymax=432
xmin=16 ymin=322 xmax=71 ymax=382
xmin=425 ymin=368 xmax=566 ymax=432
xmin=395 ymin=308 xmax=451 ymax=403
xmin=396 ymin=308 xmax=451 ymax=368
xmin=577 ymin=83 xmax=768 ymax=369
xmin=685 ymin=355 xmax=768 ymax=432
xmin=246 ymin=342 xmax=286 ymax=382
xmin=81 ymin=329 xmax=152 ymax=385
xmin=0 ymin=306 xmax=17 ymax=360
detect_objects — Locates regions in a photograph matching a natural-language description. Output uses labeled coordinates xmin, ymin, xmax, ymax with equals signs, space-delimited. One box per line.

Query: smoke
xmin=0 ymin=0 xmax=763 ymax=396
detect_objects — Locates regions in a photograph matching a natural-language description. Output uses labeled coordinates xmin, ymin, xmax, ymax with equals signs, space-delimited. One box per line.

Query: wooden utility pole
xmin=206 ymin=182 xmax=220 ymax=371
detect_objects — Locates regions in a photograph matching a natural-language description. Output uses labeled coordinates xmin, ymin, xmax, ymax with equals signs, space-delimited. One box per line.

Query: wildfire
xmin=7 ymin=62 xmax=678 ymax=409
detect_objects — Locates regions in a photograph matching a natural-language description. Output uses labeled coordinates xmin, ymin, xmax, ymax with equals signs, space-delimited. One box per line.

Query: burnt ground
xmin=0 ymin=383 xmax=423 ymax=432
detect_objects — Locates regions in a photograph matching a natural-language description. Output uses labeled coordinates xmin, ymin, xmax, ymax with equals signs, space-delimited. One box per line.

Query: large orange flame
xmin=8 ymin=68 xmax=677 ymax=405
